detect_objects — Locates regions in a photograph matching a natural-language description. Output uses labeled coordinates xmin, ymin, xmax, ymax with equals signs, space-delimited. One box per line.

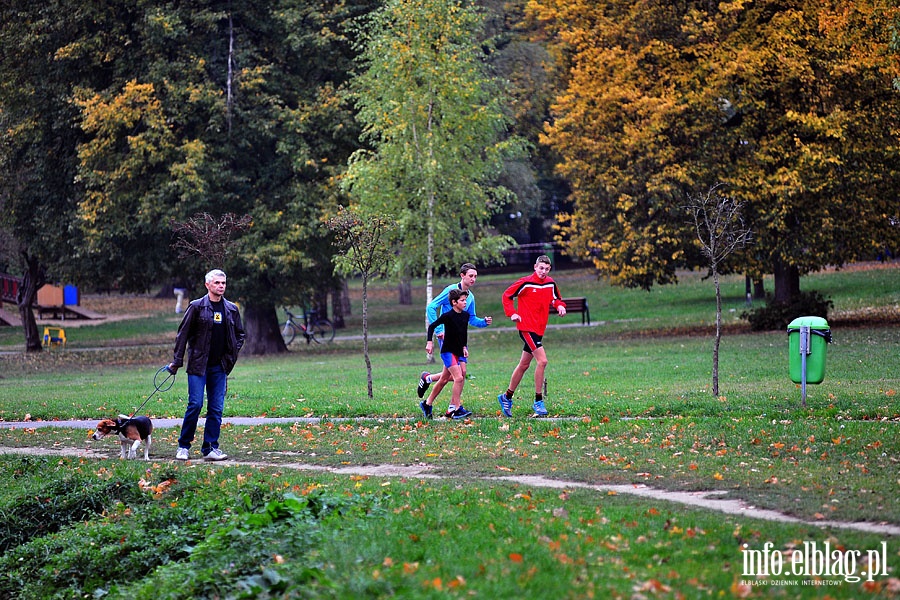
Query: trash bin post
xmin=799 ymin=325 xmax=810 ymax=407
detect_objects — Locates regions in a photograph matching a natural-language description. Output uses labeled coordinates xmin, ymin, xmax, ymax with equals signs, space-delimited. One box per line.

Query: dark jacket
xmin=171 ymin=295 xmax=245 ymax=375
xmin=427 ymin=309 xmax=469 ymax=357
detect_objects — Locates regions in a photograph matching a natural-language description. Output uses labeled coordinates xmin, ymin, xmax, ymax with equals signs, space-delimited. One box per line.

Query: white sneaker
xmin=204 ymin=448 xmax=228 ymax=461
xmin=175 ymin=447 xmax=189 ymax=461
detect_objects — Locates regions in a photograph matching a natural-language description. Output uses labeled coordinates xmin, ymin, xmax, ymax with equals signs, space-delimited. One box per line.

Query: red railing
xmin=0 ymin=273 xmax=20 ymax=304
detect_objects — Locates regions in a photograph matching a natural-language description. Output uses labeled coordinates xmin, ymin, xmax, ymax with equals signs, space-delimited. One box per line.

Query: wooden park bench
xmin=551 ymin=297 xmax=590 ymax=325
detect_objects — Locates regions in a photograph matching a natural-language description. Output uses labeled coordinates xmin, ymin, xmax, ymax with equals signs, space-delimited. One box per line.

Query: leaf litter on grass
xmin=1 ymin=443 xmax=898 ymax=538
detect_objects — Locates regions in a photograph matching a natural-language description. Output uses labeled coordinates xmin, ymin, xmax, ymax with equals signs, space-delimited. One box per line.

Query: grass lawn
xmin=0 ymin=263 xmax=897 ymax=598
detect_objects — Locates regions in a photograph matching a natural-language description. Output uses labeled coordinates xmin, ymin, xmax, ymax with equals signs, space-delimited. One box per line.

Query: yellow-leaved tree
xmin=530 ymin=0 xmax=900 ymax=301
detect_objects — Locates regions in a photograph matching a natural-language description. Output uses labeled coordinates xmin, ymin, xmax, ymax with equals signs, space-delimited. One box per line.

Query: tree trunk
xmin=773 ymin=259 xmax=801 ymax=303
xmin=312 ymin=290 xmax=329 ymax=319
xmin=17 ymin=254 xmax=45 ymax=353
xmin=240 ymin=301 xmax=287 ymax=355
xmin=397 ymin=278 xmax=412 ymax=305
xmin=753 ymin=278 xmax=765 ymax=300
xmin=362 ymin=276 xmax=373 ymax=398
xmin=340 ymin=280 xmax=352 ymax=317
xmin=331 ymin=280 xmax=347 ymax=330
xmin=712 ymin=269 xmax=721 ymax=397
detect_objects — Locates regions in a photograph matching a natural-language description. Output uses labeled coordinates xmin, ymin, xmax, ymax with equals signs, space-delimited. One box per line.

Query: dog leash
xmin=125 ymin=365 xmax=176 ymax=423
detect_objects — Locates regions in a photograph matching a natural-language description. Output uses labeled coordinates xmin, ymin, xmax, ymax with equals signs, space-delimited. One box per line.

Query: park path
xmin=1 ymin=416 xmax=898 ymax=538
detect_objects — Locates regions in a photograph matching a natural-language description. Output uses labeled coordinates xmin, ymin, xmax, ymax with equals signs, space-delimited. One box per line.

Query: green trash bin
xmin=787 ymin=316 xmax=831 ymax=384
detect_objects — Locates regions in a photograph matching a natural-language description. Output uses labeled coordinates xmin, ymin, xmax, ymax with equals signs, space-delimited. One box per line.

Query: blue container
xmin=63 ymin=285 xmax=79 ymax=306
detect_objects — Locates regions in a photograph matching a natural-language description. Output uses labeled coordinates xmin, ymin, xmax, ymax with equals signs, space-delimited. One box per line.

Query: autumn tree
xmin=343 ymin=0 xmax=526 ymax=305
xmin=894 ymin=15 xmax=900 ymax=91
xmin=529 ymin=0 xmax=900 ymax=300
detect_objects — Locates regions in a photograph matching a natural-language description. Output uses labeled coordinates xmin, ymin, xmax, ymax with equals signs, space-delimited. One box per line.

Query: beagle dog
xmin=91 ymin=415 xmax=153 ymax=460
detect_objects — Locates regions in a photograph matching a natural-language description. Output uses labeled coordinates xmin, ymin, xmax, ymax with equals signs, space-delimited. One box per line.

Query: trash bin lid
xmin=787 ymin=316 xmax=830 ymax=331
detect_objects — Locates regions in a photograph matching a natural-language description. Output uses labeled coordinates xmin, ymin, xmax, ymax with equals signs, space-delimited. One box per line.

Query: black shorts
xmin=519 ymin=331 xmax=543 ymax=354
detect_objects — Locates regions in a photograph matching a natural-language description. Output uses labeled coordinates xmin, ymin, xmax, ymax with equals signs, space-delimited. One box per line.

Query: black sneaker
xmin=416 ymin=371 xmax=431 ymax=398
xmin=419 ymin=400 xmax=433 ymax=420
xmin=451 ymin=406 xmax=472 ymax=420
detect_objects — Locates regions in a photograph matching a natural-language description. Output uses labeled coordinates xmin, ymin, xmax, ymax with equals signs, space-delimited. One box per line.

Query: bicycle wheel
xmin=282 ymin=321 xmax=299 ymax=346
xmin=309 ymin=318 xmax=335 ymax=343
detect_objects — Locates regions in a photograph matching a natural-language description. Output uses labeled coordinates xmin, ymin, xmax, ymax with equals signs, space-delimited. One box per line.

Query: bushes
xmin=742 ymin=290 xmax=833 ymax=331
xmin=0 ymin=456 xmax=147 ymax=553
xmin=0 ymin=457 xmax=385 ymax=600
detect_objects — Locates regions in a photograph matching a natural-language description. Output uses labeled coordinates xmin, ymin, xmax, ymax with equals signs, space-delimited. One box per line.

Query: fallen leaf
xmin=730 ymin=580 xmax=752 ymax=598
xmin=403 ymin=562 xmax=419 ymax=574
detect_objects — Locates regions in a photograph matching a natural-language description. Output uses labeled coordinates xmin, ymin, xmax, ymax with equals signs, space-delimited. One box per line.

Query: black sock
xmin=535 ymin=394 xmax=543 ymax=402
xmin=506 ymin=389 xmax=515 ymax=400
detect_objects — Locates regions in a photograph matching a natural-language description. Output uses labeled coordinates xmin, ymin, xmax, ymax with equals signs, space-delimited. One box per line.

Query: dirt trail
xmin=2 ymin=444 xmax=898 ymax=537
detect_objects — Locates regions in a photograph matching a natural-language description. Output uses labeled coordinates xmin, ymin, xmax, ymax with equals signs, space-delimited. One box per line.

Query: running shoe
xmin=420 ymin=400 xmax=433 ymax=420
xmin=175 ymin=447 xmax=189 ymax=461
xmin=498 ymin=393 xmax=513 ymax=417
xmin=451 ymin=406 xmax=472 ymax=420
xmin=417 ymin=372 xmax=431 ymax=398
xmin=532 ymin=399 xmax=548 ymax=416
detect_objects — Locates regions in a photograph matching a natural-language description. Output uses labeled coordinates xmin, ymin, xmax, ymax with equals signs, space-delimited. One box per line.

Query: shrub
xmin=0 ymin=456 xmax=146 ymax=553
xmin=742 ymin=290 xmax=833 ymax=331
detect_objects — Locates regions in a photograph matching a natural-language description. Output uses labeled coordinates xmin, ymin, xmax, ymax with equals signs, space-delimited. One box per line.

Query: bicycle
xmin=281 ymin=308 xmax=335 ymax=345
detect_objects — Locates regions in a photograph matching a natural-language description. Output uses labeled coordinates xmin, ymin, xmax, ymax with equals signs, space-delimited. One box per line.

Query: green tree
xmin=48 ymin=0 xmax=371 ymax=353
xmin=342 ymin=0 xmax=526 ymax=305
xmin=480 ymin=0 xmax=568 ymax=244
xmin=0 ymin=0 xmax=136 ymax=350
xmin=529 ymin=0 xmax=900 ymax=299
xmin=1 ymin=0 xmax=373 ymax=352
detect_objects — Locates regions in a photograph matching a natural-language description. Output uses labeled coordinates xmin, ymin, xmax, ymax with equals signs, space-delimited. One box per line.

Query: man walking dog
xmin=168 ymin=269 xmax=245 ymax=461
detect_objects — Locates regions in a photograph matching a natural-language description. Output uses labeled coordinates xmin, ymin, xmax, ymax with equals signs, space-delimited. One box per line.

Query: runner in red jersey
xmin=498 ymin=255 xmax=566 ymax=417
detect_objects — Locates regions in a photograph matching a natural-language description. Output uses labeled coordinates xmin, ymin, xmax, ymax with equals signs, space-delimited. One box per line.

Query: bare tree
xmin=171 ymin=212 xmax=252 ymax=267
xmin=327 ymin=206 xmax=396 ymax=399
xmin=686 ymin=184 xmax=753 ymax=396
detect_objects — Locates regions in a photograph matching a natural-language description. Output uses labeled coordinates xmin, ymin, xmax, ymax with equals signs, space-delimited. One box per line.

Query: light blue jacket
xmin=426 ymin=283 xmax=489 ymax=337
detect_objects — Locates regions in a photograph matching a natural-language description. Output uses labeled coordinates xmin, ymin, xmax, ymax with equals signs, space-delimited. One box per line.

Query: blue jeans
xmin=178 ymin=365 xmax=226 ymax=455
